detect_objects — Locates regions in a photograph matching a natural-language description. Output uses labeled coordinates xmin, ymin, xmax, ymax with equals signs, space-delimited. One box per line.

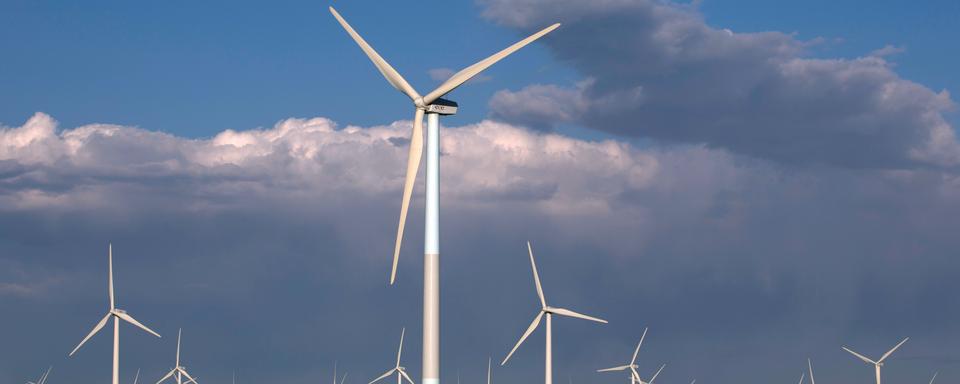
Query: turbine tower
xmin=842 ymin=337 xmax=909 ymax=384
xmin=156 ymin=329 xmax=199 ymax=384
xmin=501 ymin=242 xmax=608 ymax=384
xmin=597 ymin=327 xmax=649 ymax=384
xmin=26 ymin=366 xmax=52 ymax=384
xmin=69 ymin=244 xmax=162 ymax=384
xmin=369 ymin=328 xmax=415 ymax=384
xmin=329 ymin=8 xmax=559 ymax=384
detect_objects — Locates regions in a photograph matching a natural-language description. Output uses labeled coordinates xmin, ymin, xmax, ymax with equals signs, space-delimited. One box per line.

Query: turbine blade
xmin=176 ymin=328 xmax=182 ymax=366
xmin=155 ymin=369 xmax=176 ymax=384
xmin=69 ymin=313 xmax=111 ymax=356
xmin=527 ymin=242 xmax=547 ymax=308
xmin=399 ymin=370 xmax=415 ymax=384
xmin=548 ymin=307 xmax=607 ymax=323
xmin=878 ymin=337 xmax=909 ymax=363
xmin=808 ymin=358 xmax=815 ymax=384
xmin=109 ymin=243 xmax=115 ymax=310
xmin=39 ymin=366 xmax=52 ymax=384
xmin=134 ymin=368 xmax=140 ymax=384
xmin=929 ymin=371 xmax=939 ymax=384
xmin=180 ymin=369 xmax=199 ymax=384
xmin=842 ymin=347 xmax=876 ymax=365
xmin=630 ymin=367 xmax=641 ymax=384
xmin=396 ymin=328 xmax=406 ymax=368
xmin=369 ymin=369 xmax=396 ymax=384
xmin=501 ymin=311 xmax=544 ymax=365
xmin=116 ymin=311 xmax=161 ymax=338
xmin=632 ymin=327 xmax=648 ymax=364
xmin=340 ymin=373 xmax=349 ymax=384
xmin=798 ymin=372 xmax=805 ymax=384
xmin=597 ymin=365 xmax=631 ymax=372
xmin=649 ymin=364 xmax=666 ymax=384
xmin=487 ymin=357 xmax=492 ymax=384
xmin=391 ymin=108 xmax=424 ymax=285
xmin=422 ymin=23 xmax=561 ymax=104
xmin=328 ymin=7 xmax=421 ymax=102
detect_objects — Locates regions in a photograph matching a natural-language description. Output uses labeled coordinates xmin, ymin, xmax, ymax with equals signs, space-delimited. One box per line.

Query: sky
xmin=2 ymin=1 xmax=960 ymax=384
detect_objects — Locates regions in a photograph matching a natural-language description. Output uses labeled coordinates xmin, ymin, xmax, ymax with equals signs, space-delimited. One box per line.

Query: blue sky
xmin=2 ymin=0 xmax=957 ymax=136
xmin=3 ymin=1 xmax=960 ymax=384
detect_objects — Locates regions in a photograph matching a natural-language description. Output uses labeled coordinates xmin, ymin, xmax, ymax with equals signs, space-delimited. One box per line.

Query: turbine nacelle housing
xmin=425 ymin=98 xmax=458 ymax=115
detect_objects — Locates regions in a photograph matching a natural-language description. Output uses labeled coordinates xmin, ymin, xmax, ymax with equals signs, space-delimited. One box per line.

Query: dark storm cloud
xmin=480 ymin=0 xmax=960 ymax=168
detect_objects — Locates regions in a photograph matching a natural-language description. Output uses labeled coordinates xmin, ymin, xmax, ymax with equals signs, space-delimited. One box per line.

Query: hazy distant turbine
xmin=68 ymin=244 xmax=162 ymax=384
xmin=842 ymin=337 xmax=909 ymax=384
xmin=501 ymin=241 xmax=608 ymax=384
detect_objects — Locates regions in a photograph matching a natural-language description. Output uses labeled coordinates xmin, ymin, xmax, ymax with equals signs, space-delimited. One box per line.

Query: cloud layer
xmin=482 ymin=0 xmax=960 ymax=168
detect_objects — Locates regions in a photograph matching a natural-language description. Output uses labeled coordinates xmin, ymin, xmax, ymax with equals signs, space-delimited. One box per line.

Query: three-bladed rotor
xmin=369 ymin=328 xmax=416 ymax=384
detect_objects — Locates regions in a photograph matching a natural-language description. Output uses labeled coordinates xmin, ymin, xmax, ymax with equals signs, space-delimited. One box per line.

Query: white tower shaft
xmin=423 ymin=112 xmax=441 ymax=384
xmin=113 ymin=316 xmax=120 ymax=384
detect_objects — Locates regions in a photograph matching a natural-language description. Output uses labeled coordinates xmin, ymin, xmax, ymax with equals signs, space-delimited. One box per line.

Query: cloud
xmin=480 ymin=0 xmax=960 ymax=168
xmin=870 ymin=44 xmax=907 ymax=57
xmin=4 ymin=113 xmax=960 ymax=382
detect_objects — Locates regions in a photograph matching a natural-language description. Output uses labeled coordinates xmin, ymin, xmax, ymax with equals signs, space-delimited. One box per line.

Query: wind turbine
xmin=842 ymin=337 xmax=908 ymax=384
xmin=369 ymin=328 xmax=415 ymax=384
xmin=597 ymin=327 xmax=649 ymax=384
xmin=329 ymin=8 xmax=559 ymax=384
xmin=69 ymin=244 xmax=162 ymax=384
xmin=26 ymin=366 xmax=52 ymax=384
xmin=335 ymin=361 xmax=348 ymax=384
xmin=501 ymin=241 xmax=607 ymax=384
xmin=156 ymin=329 xmax=199 ymax=384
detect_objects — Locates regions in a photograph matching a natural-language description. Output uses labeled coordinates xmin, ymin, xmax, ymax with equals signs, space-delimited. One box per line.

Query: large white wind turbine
xmin=329 ymin=8 xmax=559 ymax=384
xmin=597 ymin=328 xmax=649 ymax=384
xmin=156 ymin=329 xmax=199 ymax=384
xmin=69 ymin=244 xmax=162 ymax=384
xmin=26 ymin=366 xmax=52 ymax=384
xmin=842 ymin=337 xmax=909 ymax=384
xmin=369 ymin=328 xmax=416 ymax=384
xmin=501 ymin=242 xmax=607 ymax=384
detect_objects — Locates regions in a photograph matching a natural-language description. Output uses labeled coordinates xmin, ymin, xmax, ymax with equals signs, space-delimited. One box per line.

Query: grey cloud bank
xmin=2 ymin=112 xmax=960 ymax=383
xmin=482 ymin=0 xmax=960 ymax=168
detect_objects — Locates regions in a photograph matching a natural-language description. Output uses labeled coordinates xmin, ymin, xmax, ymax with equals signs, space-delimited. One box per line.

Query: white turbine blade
xmin=842 ymin=347 xmax=876 ymax=365
xmin=808 ymin=358 xmax=815 ymax=384
xmin=630 ymin=367 xmax=641 ymax=384
xmin=176 ymin=328 xmax=182 ymax=366
xmin=369 ymin=368 xmax=396 ymax=384
xmin=399 ymin=369 xmax=415 ymax=384
xmin=133 ymin=368 xmax=140 ymax=384
xmin=597 ymin=365 xmax=631 ymax=372
xmin=929 ymin=371 xmax=939 ymax=384
xmin=487 ymin=357 xmax=492 ymax=384
xmin=340 ymin=373 xmax=349 ymax=384
xmin=527 ymin=242 xmax=547 ymax=308
xmin=648 ymin=364 xmax=666 ymax=384
xmin=549 ymin=307 xmax=608 ymax=324
xmin=69 ymin=313 xmax=111 ymax=356
xmin=501 ymin=311 xmax=544 ymax=365
xmin=422 ymin=23 xmax=561 ymax=105
xmin=155 ymin=369 xmax=176 ymax=384
xmin=797 ymin=372 xmax=805 ymax=384
xmin=109 ymin=243 xmax=115 ymax=310
xmin=116 ymin=311 xmax=161 ymax=338
xmin=878 ymin=337 xmax=909 ymax=363
xmin=328 ymin=7 xmax=420 ymax=102
xmin=180 ymin=369 xmax=199 ymax=384
xmin=396 ymin=328 xmax=406 ymax=368
xmin=39 ymin=366 xmax=52 ymax=384
xmin=390 ymin=108 xmax=424 ymax=285
xmin=632 ymin=327 xmax=648 ymax=364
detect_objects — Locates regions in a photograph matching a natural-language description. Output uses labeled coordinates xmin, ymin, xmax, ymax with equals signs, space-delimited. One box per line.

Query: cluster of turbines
xmin=16 ymin=6 xmax=942 ymax=384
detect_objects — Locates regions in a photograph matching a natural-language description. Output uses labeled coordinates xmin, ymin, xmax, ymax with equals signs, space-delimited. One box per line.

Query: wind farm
xmin=4 ymin=1 xmax=960 ymax=384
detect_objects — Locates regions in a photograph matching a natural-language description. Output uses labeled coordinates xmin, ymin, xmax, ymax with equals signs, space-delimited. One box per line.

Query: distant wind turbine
xmin=69 ymin=244 xmax=162 ymax=384
xmin=842 ymin=337 xmax=908 ymax=384
xmin=156 ymin=328 xmax=199 ymax=384
xmin=597 ymin=327 xmax=649 ymax=384
xmin=501 ymin=241 xmax=608 ymax=384
xmin=26 ymin=366 xmax=51 ymax=384
xmin=369 ymin=328 xmax=415 ymax=384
